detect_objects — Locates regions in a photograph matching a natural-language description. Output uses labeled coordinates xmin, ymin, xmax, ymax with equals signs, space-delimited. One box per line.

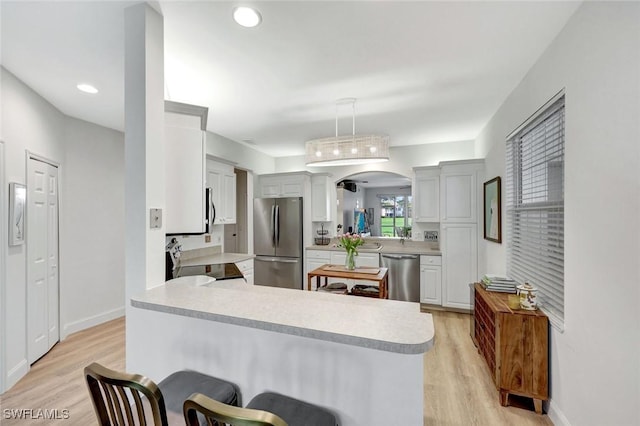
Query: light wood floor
xmin=0 ymin=312 xmax=552 ymax=425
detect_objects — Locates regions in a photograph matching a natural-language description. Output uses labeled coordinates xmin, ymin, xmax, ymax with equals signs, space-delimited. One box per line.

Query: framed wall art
xmin=483 ymin=176 xmax=501 ymax=243
xmin=9 ymin=182 xmax=26 ymax=246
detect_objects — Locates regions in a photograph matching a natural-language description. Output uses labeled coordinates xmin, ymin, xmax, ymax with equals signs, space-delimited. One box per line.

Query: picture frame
xmin=9 ymin=182 xmax=26 ymax=246
xmin=483 ymin=176 xmax=501 ymax=243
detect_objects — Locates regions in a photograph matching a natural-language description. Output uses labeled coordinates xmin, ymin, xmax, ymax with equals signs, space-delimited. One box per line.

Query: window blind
xmin=506 ymin=96 xmax=565 ymax=329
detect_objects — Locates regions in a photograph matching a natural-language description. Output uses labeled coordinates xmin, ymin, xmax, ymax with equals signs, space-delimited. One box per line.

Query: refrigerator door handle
xmin=270 ymin=204 xmax=276 ymax=247
xmin=275 ymin=204 xmax=280 ymax=247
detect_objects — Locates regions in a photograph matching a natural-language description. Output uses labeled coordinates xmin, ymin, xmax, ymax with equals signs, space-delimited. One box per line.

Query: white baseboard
xmin=548 ymin=399 xmax=571 ymax=426
xmin=61 ymin=306 xmax=125 ymax=339
xmin=4 ymin=358 xmax=29 ymax=394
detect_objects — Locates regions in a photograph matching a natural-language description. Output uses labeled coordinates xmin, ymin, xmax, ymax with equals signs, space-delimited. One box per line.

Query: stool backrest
xmin=84 ymin=362 xmax=168 ymax=426
xmin=184 ymin=393 xmax=287 ymax=426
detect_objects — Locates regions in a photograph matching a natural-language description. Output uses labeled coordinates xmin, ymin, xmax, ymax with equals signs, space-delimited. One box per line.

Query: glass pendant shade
xmin=305 ymin=134 xmax=389 ymax=167
xmin=305 ymin=98 xmax=389 ymax=167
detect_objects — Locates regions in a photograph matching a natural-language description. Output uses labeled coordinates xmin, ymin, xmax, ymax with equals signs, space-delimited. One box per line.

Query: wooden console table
xmin=473 ymin=283 xmax=549 ymax=414
xmin=307 ymin=265 xmax=389 ymax=299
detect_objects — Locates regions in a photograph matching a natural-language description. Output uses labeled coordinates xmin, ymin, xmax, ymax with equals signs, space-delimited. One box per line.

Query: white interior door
xmin=27 ymin=158 xmax=59 ymax=363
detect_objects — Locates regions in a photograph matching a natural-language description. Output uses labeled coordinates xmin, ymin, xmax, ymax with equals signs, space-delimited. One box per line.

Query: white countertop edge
xmin=130 ymin=298 xmax=433 ymax=355
xmin=306 ymin=245 xmax=442 ymax=256
xmin=179 ymin=252 xmax=255 ymax=267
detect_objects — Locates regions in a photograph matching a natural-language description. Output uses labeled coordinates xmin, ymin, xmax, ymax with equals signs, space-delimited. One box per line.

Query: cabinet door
xmin=311 ymin=176 xmax=331 ymax=222
xmin=441 ymin=173 xmax=476 ymax=223
xmin=236 ymin=259 xmax=254 ymax=285
xmin=165 ymin=125 xmax=205 ymax=233
xmin=306 ymin=259 xmax=327 ymax=290
xmin=441 ymin=224 xmax=477 ymax=309
xmin=207 ymin=167 xmax=224 ymax=225
xmin=223 ymin=172 xmax=236 ymax=224
xmin=259 ymin=177 xmax=280 ymax=198
xmin=415 ymin=175 xmax=439 ymax=222
xmin=281 ymin=179 xmax=304 ymax=197
xmin=420 ymin=265 xmax=442 ymax=305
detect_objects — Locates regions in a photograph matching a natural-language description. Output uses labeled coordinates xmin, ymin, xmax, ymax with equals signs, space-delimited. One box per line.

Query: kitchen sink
xmin=360 ymin=242 xmax=383 ymax=251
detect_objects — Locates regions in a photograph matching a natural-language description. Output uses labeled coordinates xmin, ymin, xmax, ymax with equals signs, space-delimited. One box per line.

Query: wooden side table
xmin=473 ymin=283 xmax=549 ymax=413
xmin=307 ymin=265 xmax=389 ymax=299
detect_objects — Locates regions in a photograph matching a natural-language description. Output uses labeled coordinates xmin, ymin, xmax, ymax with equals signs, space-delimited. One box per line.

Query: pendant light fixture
xmin=305 ymin=98 xmax=389 ymax=167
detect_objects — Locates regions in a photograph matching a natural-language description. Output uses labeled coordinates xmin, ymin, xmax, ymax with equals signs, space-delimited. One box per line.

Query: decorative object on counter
xmin=9 ymin=182 xmax=26 ymax=246
xmin=517 ymin=282 xmax=538 ymax=310
xmin=483 ymin=176 xmax=502 ymax=243
xmin=339 ymin=232 xmax=364 ymax=270
xmin=315 ymin=224 xmax=330 ymax=245
xmin=507 ymin=294 xmax=520 ymax=310
xmin=305 ymin=98 xmax=389 ymax=167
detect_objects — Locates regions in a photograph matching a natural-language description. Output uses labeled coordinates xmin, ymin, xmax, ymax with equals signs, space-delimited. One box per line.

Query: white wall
xmin=60 ymin=117 xmax=125 ymax=336
xmin=0 ymin=67 xmax=127 ymax=392
xmin=207 ymin=132 xmax=274 ymax=175
xmin=475 ymin=3 xmax=640 ymax=425
xmin=1 ymin=67 xmax=65 ymax=390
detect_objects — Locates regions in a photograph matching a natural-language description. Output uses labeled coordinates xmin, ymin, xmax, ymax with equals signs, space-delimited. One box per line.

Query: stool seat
xmin=159 ymin=370 xmax=238 ymax=417
xmin=247 ymin=392 xmax=338 ymax=426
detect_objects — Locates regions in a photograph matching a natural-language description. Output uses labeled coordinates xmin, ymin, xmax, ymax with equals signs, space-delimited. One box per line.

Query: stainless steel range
xmin=173 ymin=263 xmax=244 ymax=281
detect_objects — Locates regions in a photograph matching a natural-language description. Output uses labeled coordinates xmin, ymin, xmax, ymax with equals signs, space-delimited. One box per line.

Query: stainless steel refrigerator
xmin=253 ymin=197 xmax=303 ymax=289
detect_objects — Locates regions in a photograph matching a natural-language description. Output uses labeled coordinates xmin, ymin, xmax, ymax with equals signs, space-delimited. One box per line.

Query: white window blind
xmin=506 ymin=96 xmax=565 ymax=329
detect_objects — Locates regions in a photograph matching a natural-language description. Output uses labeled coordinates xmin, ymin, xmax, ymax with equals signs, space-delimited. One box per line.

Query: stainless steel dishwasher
xmin=381 ymin=253 xmax=420 ymax=302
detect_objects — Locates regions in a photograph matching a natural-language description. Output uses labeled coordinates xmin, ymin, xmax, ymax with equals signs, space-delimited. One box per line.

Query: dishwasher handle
xmin=381 ymin=254 xmax=419 ymax=260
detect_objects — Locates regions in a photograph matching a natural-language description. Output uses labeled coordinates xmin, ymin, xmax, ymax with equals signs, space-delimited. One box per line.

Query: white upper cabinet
xmin=311 ymin=174 xmax=334 ymax=222
xmin=207 ymin=159 xmax=236 ymax=225
xmin=258 ymin=173 xmax=310 ymax=198
xmin=440 ymin=160 xmax=484 ymax=223
xmin=413 ymin=167 xmax=440 ymax=222
xmin=165 ymin=102 xmax=207 ymax=234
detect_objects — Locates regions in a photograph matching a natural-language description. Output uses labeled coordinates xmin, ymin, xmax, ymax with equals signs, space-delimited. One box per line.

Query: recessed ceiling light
xmin=233 ymin=6 xmax=262 ymax=28
xmin=77 ymin=83 xmax=98 ymax=94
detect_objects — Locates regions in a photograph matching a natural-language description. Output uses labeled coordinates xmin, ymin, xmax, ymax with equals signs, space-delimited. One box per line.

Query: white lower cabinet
xmin=441 ymin=224 xmax=477 ymax=309
xmin=306 ymin=250 xmax=331 ymax=290
xmin=419 ymin=255 xmax=442 ymax=305
xmin=235 ymin=259 xmax=254 ymax=285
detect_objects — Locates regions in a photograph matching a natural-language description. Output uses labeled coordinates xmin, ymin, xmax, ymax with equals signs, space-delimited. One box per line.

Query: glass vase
xmin=345 ymin=250 xmax=356 ymax=270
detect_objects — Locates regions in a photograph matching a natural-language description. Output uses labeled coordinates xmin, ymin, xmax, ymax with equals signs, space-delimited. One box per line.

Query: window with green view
xmin=379 ymin=195 xmax=412 ymax=237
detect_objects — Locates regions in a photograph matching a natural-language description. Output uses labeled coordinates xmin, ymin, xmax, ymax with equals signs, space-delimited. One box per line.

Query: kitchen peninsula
xmin=128 ymin=279 xmax=434 ymax=425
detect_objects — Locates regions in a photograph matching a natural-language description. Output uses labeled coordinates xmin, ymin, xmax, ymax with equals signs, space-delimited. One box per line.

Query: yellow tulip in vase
xmin=339 ymin=233 xmax=364 ymax=270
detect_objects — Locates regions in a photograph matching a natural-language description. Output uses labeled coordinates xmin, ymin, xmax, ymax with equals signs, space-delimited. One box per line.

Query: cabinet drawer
xmin=307 ymin=250 xmax=331 ymax=261
xmin=235 ymin=259 xmax=254 ymax=273
xmin=420 ymin=255 xmax=442 ymax=266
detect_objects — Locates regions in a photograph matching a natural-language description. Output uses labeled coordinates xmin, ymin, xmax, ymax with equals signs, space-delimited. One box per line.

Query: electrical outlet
xmin=150 ymin=209 xmax=162 ymax=229
xmin=424 ymin=231 xmax=439 ymax=242
xmin=204 ymin=235 xmax=211 ymax=243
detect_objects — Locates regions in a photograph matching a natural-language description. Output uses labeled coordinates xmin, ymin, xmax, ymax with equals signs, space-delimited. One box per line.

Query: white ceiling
xmin=1 ymin=1 xmax=581 ymax=158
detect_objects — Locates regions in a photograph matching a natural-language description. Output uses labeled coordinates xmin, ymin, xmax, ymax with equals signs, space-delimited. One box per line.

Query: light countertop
xmin=131 ymin=279 xmax=434 ymax=354
xmin=307 ymin=242 xmax=441 ymax=256
xmin=179 ymin=252 xmax=255 ymax=267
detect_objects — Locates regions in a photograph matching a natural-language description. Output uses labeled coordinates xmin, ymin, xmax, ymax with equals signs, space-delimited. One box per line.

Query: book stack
xmin=481 ymin=275 xmax=518 ymax=293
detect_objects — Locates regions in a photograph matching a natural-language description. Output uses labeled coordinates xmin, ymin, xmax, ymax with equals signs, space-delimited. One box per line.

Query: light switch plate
xmin=150 ymin=208 xmax=162 ymax=229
